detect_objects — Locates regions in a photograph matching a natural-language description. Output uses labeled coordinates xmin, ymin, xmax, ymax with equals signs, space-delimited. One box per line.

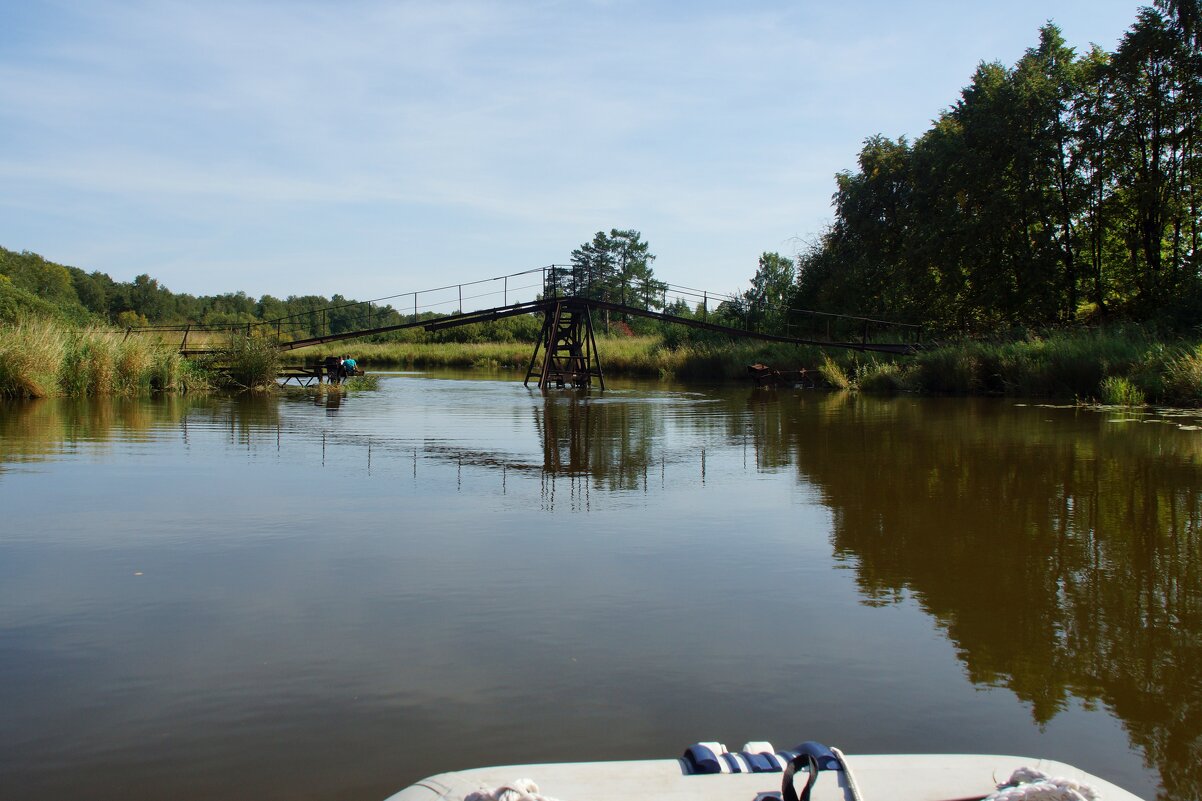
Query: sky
xmin=0 ymin=0 xmax=1150 ymax=301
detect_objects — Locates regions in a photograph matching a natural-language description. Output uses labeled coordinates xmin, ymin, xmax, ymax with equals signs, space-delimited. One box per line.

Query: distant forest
xmin=793 ymin=5 xmax=1202 ymax=334
xmin=0 ymin=245 xmax=397 ymax=333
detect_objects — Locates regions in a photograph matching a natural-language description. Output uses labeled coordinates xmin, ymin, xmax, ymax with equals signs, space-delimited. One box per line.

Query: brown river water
xmin=1 ymin=372 xmax=1199 ymax=801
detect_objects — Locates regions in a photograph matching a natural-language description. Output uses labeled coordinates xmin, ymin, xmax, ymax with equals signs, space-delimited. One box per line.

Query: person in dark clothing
xmin=323 ymin=355 xmax=342 ymax=385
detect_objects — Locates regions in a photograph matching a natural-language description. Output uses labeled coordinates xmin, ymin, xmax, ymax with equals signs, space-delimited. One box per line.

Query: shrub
xmin=913 ymin=346 xmax=979 ymax=394
xmin=1161 ymin=347 xmax=1202 ymax=405
xmin=857 ymin=360 xmax=911 ymax=394
xmin=222 ymin=334 xmax=280 ymax=390
xmin=819 ymin=352 xmax=851 ymax=390
xmin=1098 ymin=376 xmax=1146 ymax=407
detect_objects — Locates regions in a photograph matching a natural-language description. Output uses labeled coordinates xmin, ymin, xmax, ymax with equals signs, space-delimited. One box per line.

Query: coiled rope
xmin=464 ymin=778 xmax=562 ymax=801
xmin=983 ymin=768 xmax=1101 ymax=801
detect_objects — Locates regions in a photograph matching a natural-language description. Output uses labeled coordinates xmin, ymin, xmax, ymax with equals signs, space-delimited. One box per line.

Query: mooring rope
xmin=464 ymin=778 xmax=563 ymax=801
xmin=830 ymin=746 xmax=865 ymax=801
xmin=982 ymin=768 xmax=1101 ymax=801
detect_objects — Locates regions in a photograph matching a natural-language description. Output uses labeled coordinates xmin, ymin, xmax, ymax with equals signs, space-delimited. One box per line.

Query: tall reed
xmin=221 ymin=334 xmax=281 ymax=390
xmin=0 ymin=319 xmax=196 ymax=398
xmin=0 ymin=318 xmax=65 ymax=398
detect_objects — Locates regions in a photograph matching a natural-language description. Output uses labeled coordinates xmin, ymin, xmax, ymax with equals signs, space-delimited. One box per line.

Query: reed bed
xmin=295 ymin=327 xmax=1202 ymax=405
xmin=0 ymin=318 xmax=196 ymax=399
xmin=289 ymin=337 xmax=835 ymax=381
xmin=846 ymin=328 xmax=1202 ymax=405
xmin=218 ymin=334 xmax=281 ymax=391
xmin=12 ymin=317 xmax=1195 ymax=404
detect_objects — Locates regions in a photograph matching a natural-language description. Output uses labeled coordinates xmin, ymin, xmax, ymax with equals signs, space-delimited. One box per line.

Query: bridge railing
xmin=250 ymin=268 xmax=551 ymax=347
xmin=116 ymin=263 xmax=921 ymax=353
xmin=543 ymin=268 xmax=922 ymax=346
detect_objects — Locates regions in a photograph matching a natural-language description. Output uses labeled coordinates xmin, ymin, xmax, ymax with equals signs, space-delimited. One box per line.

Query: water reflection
xmin=0 ymin=395 xmax=209 ymax=471
xmin=537 ymin=393 xmax=662 ymax=490
xmin=1 ymin=385 xmax=1200 ymax=801
xmin=769 ymin=394 xmax=1201 ymax=801
xmin=501 ymin=388 xmax=1202 ymax=798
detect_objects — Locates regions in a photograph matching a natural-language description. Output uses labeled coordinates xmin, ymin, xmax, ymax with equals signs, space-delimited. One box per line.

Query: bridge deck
xmin=202 ymin=296 xmax=917 ymax=357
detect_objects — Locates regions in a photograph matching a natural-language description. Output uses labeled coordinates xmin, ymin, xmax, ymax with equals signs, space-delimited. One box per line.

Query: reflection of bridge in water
xmin=235 ymin=387 xmax=724 ymax=510
xmin=5 ymin=386 xmax=1197 ymax=799
xmin=127 ymin=266 xmax=923 ymax=389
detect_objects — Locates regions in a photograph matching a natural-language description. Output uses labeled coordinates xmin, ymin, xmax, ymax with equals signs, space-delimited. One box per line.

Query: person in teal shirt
xmin=341 ymin=355 xmax=357 ymax=380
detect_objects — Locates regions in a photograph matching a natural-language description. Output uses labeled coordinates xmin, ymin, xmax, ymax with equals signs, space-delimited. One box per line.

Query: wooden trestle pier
xmin=523 ymin=301 xmax=605 ymax=390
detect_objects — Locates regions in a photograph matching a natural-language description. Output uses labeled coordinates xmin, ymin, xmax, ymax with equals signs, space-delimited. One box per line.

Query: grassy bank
xmin=286 ymin=336 xmax=825 ymax=381
xmin=294 ymin=327 xmax=1202 ymax=405
xmin=0 ymin=319 xmax=203 ymax=399
xmin=832 ymin=327 xmax=1202 ymax=406
xmin=12 ymin=317 xmax=1196 ymax=405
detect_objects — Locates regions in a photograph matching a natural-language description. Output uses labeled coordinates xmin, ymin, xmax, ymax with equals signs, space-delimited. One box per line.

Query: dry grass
xmin=0 ymin=319 xmax=199 ymax=399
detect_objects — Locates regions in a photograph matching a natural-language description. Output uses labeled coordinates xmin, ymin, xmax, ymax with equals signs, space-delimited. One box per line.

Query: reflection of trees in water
xmin=0 ymin=394 xmax=291 ymax=473
xmin=536 ymin=394 xmax=663 ymax=491
xmin=0 ymin=396 xmax=211 ymax=469
xmin=764 ymin=394 xmax=1201 ymax=801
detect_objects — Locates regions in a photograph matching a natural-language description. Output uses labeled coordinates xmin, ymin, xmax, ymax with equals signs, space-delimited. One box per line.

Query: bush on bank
xmin=847 ymin=328 xmax=1202 ymax=405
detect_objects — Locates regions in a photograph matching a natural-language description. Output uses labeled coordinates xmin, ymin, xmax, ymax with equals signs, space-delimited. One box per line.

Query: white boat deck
xmin=386 ymin=753 xmax=1145 ymax=801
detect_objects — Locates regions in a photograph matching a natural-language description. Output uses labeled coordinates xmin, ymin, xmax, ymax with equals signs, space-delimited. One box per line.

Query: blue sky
xmin=0 ymin=0 xmax=1147 ymax=301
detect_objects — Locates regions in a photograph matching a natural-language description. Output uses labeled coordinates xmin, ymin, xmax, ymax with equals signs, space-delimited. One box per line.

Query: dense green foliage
xmin=0 ymin=245 xmax=412 ymax=337
xmin=550 ymin=229 xmax=666 ymax=309
xmin=792 ymin=9 xmax=1202 ymax=335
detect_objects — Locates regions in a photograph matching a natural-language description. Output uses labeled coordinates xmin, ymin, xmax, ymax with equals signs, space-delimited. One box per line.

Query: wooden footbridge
xmin=130 ymin=266 xmax=922 ymax=390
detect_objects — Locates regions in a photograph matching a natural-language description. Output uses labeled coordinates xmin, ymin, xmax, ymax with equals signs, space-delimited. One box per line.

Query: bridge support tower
xmin=524 ymin=300 xmax=605 ymax=390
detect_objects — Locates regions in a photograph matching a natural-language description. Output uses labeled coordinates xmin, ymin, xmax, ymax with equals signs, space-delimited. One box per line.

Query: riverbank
xmin=850 ymin=328 xmax=1202 ymax=406
xmin=290 ymin=327 xmax=1202 ymax=406
xmin=285 ymin=336 xmax=835 ymax=383
xmin=0 ymin=319 xmax=201 ymax=399
xmin=5 ymin=318 xmax=1198 ymax=405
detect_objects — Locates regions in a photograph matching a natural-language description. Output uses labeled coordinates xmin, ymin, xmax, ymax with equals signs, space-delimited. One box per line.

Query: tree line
xmin=0 ymin=245 xmax=379 ymax=333
xmin=0 ymin=230 xmax=675 ymax=341
xmin=789 ymin=5 xmax=1201 ymax=335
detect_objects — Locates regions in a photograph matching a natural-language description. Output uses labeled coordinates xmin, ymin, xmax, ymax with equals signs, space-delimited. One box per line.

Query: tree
xmin=1109 ymin=9 xmax=1196 ymax=313
xmin=743 ymin=252 xmax=795 ymax=333
xmin=788 ymin=8 xmax=1202 ymax=335
xmin=129 ymin=274 xmax=172 ymax=321
xmin=562 ymin=229 xmax=664 ymax=312
xmin=1155 ymin=0 xmax=1202 ymax=49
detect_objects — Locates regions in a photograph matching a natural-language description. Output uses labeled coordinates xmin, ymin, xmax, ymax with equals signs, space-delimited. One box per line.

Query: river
xmin=1 ymin=373 xmax=1199 ymax=801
